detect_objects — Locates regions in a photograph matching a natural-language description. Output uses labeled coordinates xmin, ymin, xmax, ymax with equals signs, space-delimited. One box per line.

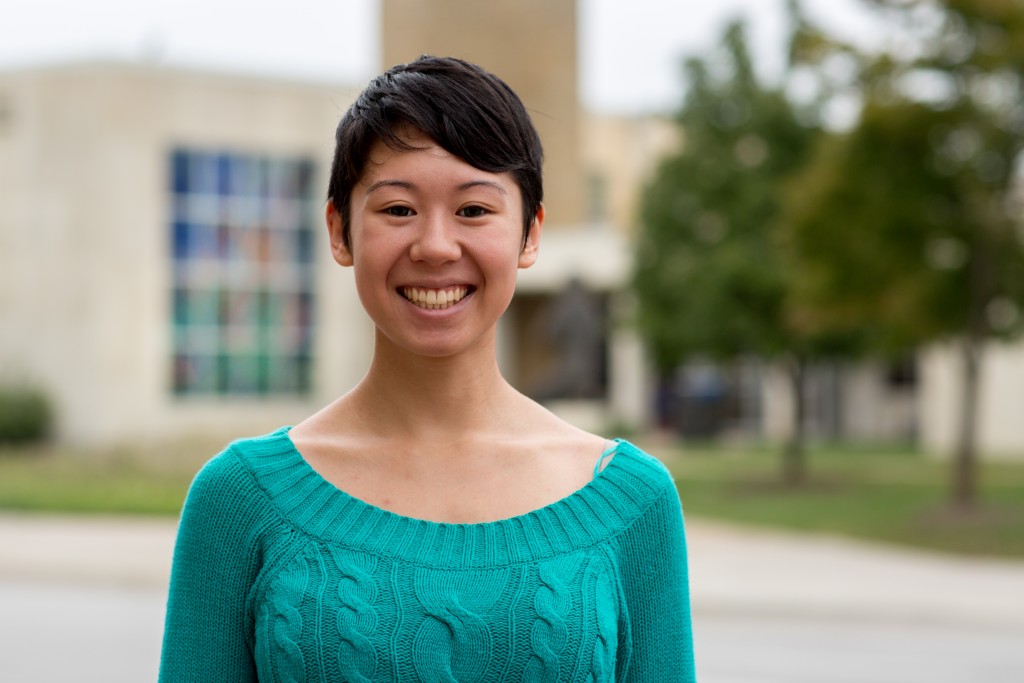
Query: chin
xmin=379 ymin=330 xmax=492 ymax=361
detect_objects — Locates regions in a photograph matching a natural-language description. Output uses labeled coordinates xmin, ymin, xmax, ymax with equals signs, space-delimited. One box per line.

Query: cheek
xmin=349 ymin=241 xmax=399 ymax=303
xmin=351 ymin=224 xmax=402 ymax=266
xmin=490 ymin=241 xmax=529 ymax=275
xmin=477 ymin=237 xmax=528 ymax=280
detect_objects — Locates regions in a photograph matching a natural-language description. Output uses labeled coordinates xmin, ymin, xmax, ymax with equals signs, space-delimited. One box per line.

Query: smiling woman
xmin=158 ymin=56 xmax=696 ymax=682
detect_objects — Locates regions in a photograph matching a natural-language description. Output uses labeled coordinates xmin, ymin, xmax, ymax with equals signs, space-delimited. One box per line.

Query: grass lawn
xmin=3 ymin=436 xmax=1024 ymax=559
xmin=648 ymin=439 xmax=1024 ymax=559
xmin=0 ymin=438 xmax=216 ymax=516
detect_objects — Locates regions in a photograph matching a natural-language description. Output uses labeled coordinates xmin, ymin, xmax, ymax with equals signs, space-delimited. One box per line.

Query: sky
xmin=0 ymin=0 xmax=878 ymax=115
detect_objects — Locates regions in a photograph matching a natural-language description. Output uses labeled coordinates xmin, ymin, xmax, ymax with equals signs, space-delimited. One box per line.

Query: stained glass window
xmin=169 ymin=149 xmax=316 ymax=395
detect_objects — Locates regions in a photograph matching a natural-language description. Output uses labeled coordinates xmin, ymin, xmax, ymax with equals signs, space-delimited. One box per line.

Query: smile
xmin=400 ymin=286 xmax=472 ymax=310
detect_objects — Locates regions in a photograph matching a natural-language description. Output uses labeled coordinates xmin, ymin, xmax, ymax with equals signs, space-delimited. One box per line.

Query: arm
xmin=159 ymin=450 xmax=265 ymax=682
xmin=618 ymin=483 xmax=697 ymax=682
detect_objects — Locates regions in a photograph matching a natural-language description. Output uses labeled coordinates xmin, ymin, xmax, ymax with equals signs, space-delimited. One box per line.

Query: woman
xmin=159 ymin=55 xmax=695 ymax=682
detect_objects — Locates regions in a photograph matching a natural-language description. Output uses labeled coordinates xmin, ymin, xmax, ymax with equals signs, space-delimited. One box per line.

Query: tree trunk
xmin=954 ymin=211 xmax=992 ymax=511
xmin=952 ymin=336 xmax=980 ymax=510
xmin=782 ymin=355 xmax=807 ymax=486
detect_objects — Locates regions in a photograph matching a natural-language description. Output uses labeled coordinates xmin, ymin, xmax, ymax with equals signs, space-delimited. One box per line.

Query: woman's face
xmin=328 ymin=130 xmax=543 ymax=360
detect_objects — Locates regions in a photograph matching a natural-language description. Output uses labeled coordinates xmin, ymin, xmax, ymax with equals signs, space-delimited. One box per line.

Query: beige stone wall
xmin=920 ymin=341 xmax=1024 ymax=459
xmin=0 ymin=63 xmax=369 ymax=443
xmin=381 ymin=0 xmax=584 ymax=228
xmin=581 ymin=114 xmax=679 ymax=233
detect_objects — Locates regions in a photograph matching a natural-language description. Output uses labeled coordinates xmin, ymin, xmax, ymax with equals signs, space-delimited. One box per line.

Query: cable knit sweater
xmin=159 ymin=427 xmax=696 ymax=682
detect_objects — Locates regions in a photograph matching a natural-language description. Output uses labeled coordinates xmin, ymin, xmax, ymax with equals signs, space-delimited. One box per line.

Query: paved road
xmin=696 ymin=613 xmax=1024 ymax=683
xmin=2 ymin=514 xmax=1023 ymax=682
xmin=1 ymin=579 xmax=165 ymax=683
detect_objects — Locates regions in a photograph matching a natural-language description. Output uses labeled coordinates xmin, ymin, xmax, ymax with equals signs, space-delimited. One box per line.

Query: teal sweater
xmin=159 ymin=428 xmax=696 ymax=682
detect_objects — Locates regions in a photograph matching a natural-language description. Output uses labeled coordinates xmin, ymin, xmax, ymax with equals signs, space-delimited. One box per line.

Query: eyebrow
xmin=457 ymin=180 xmax=507 ymax=195
xmin=364 ymin=179 xmax=413 ymax=194
xmin=363 ymin=179 xmax=508 ymax=196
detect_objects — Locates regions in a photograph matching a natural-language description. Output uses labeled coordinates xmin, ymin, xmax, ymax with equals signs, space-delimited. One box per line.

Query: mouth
xmin=399 ymin=285 xmax=474 ymax=310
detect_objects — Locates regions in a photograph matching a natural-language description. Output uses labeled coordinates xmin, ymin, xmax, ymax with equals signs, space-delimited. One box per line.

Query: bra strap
xmin=593 ymin=439 xmax=620 ymax=478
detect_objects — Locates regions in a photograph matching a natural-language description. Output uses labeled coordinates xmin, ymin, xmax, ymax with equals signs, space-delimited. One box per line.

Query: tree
xmin=784 ymin=0 xmax=1024 ymax=509
xmin=633 ymin=12 xmax=851 ymax=484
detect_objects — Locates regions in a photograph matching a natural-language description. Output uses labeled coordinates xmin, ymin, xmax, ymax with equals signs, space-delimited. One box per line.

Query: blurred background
xmin=1 ymin=0 xmax=1023 ymax=681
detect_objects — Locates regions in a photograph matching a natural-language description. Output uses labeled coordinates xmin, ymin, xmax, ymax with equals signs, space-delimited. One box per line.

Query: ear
xmin=518 ymin=204 xmax=544 ymax=269
xmin=326 ymin=200 xmax=353 ymax=267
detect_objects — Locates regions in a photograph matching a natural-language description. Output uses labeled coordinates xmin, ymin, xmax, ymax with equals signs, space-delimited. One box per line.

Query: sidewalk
xmin=2 ymin=512 xmax=1023 ymax=629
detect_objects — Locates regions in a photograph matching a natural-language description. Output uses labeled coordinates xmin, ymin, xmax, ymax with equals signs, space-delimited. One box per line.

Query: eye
xmin=385 ymin=205 xmax=414 ymax=217
xmin=457 ymin=205 xmax=488 ymax=218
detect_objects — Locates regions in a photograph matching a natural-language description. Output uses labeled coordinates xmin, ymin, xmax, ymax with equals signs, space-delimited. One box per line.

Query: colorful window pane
xmin=170 ymin=149 xmax=316 ymax=395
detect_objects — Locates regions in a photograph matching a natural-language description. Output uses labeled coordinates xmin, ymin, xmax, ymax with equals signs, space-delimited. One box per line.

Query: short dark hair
xmin=327 ymin=55 xmax=544 ymax=250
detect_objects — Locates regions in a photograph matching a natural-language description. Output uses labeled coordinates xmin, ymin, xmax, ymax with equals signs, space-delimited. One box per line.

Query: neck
xmin=347 ymin=330 xmax=521 ymax=443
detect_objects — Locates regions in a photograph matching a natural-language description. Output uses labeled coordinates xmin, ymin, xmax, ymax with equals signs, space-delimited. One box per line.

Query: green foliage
xmin=784 ymin=0 xmax=1024 ymax=351
xmin=785 ymin=99 xmax=1024 ymax=349
xmin=0 ymin=385 xmax=53 ymax=444
xmin=633 ymin=18 xmax=845 ymax=372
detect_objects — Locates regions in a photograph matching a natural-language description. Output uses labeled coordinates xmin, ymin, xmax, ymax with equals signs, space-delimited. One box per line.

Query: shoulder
xmin=603 ymin=442 xmax=689 ymax=567
xmin=604 ymin=440 xmax=678 ymax=497
xmin=182 ymin=427 xmax=293 ymax=517
xmin=591 ymin=439 xmax=683 ymax=535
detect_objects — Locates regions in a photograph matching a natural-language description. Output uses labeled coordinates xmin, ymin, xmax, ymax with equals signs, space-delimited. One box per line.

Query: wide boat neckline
xmin=231 ymin=426 xmax=672 ymax=568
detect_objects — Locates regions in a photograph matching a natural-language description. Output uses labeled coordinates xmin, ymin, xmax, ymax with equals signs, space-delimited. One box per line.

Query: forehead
xmin=357 ymin=131 xmax=518 ymax=195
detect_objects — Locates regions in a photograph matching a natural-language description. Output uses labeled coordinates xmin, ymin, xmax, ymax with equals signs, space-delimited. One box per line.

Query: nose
xmin=409 ymin=211 xmax=461 ymax=264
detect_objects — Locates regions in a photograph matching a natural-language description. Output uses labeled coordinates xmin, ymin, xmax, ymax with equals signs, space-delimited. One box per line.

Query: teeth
xmin=401 ymin=286 xmax=470 ymax=310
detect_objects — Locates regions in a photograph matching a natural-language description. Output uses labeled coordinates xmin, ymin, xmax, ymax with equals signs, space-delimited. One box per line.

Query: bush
xmin=0 ymin=386 xmax=53 ymax=444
